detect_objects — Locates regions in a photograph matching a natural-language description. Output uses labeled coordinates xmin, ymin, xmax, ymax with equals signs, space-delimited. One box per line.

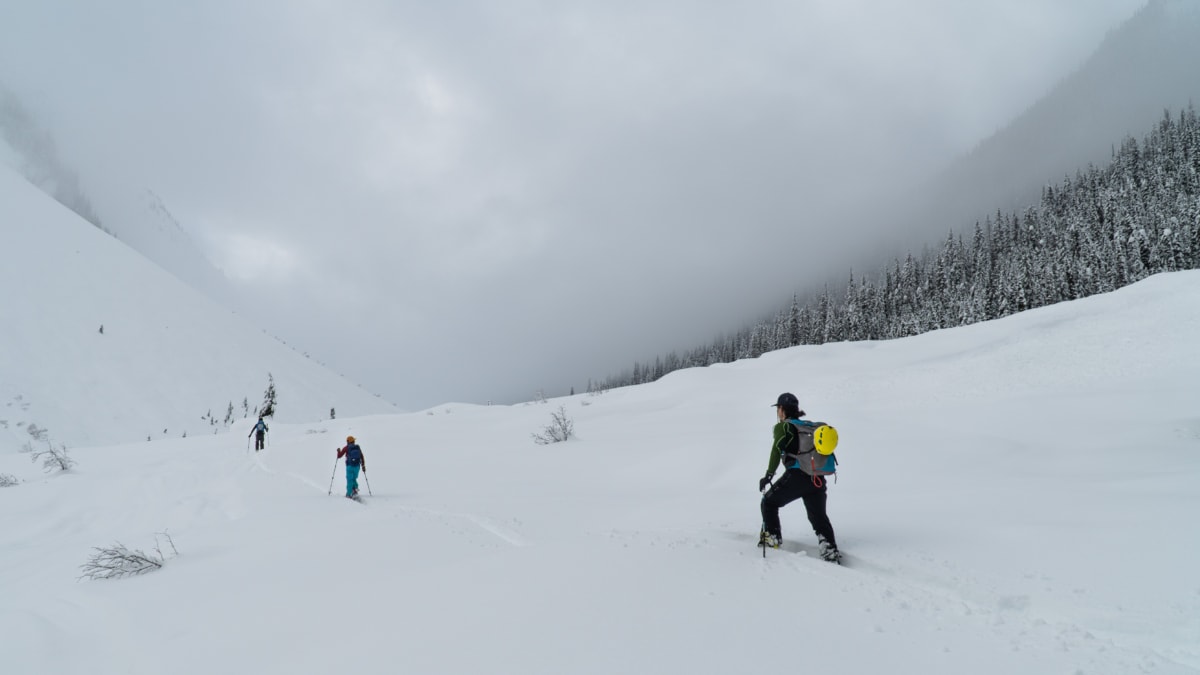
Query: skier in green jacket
xmin=759 ymin=392 xmax=841 ymax=563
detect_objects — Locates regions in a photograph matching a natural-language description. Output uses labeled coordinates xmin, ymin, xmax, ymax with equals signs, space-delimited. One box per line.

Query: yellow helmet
xmin=346 ymin=435 xmax=356 ymax=444
xmin=813 ymin=425 xmax=838 ymax=455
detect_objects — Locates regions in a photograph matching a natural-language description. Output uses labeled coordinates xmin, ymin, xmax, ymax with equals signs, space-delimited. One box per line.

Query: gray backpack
xmin=784 ymin=419 xmax=838 ymax=479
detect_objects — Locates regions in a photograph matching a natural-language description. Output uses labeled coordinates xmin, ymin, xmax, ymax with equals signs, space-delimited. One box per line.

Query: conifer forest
xmin=596 ymin=107 xmax=1200 ymax=390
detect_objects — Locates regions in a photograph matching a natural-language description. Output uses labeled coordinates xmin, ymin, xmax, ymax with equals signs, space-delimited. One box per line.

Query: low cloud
xmin=0 ymin=0 xmax=1148 ymax=408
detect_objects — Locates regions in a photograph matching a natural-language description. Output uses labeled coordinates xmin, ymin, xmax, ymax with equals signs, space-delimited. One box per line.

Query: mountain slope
xmin=87 ymin=185 xmax=236 ymax=307
xmin=0 ymin=163 xmax=396 ymax=453
xmin=1 ymin=270 xmax=1197 ymax=674
xmin=0 ymin=88 xmax=234 ymax=309
xmin=888 ymin=0 xmax=1200 ymax=247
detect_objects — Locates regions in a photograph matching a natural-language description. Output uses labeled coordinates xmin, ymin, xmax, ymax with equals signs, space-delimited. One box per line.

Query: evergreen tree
xmin=260 ymin=374 xmax=277 ymax=418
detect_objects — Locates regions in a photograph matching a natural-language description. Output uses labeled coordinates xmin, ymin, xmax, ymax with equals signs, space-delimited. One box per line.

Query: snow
xmin=2 ymin=268 xmax=1198 ymax=674
xmin=0 ymin=163 xmax=397 ymax=453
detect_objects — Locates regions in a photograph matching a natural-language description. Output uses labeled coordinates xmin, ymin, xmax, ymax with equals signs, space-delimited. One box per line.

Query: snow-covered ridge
xmin=0 ymin=162 xmax=396 ymax=453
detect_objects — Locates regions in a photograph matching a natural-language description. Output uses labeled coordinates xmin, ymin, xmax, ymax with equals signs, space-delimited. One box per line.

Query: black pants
xmin=255 ymin=432 xmax=265 ymax=451
xmin=761 ymin=469 xmax=836 ymax=547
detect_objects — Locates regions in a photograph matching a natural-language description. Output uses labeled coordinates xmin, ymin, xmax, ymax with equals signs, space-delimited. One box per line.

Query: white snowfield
xmin=2 ymin=271 xmax=1199 ymax=674
xmin=0 ymin=164 xmax=397 ymax=454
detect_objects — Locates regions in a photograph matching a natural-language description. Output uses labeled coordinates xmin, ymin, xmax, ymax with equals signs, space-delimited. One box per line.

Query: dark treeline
xmin=592 ymin=106 xmax=1200 ymax=392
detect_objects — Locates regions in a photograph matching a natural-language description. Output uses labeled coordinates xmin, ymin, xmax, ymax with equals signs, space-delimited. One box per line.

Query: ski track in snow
xmin=251 ymin=448 xmax=327 ymax=493
xmin=708 ymin=529 xmax=1194 ymax=673
xmin=253 ymin=447 xmax=530 ymax=548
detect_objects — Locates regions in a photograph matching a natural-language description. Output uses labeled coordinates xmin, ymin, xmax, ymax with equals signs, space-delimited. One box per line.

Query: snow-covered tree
xmin=260 ymin=373 xmax=277 ymax=418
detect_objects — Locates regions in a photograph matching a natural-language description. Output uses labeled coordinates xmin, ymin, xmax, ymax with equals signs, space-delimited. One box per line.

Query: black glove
xmin=759 ymin=476 xmax=772 ymax=492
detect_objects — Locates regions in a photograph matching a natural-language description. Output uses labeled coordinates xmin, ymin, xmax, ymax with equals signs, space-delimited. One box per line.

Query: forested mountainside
xmin=892 ymin=0 xmax=1200 ymax=249
xmin=594 ymin=107 xmax=1200 ymax=390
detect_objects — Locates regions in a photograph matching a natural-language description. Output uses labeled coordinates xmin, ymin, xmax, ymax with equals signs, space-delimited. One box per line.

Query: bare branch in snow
xmin=532 ymin=405 xmax=575 ymax=445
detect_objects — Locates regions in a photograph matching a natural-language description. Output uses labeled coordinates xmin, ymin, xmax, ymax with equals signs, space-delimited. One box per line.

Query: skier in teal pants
xmin=336 ymin=436 xmax=366 ymax=498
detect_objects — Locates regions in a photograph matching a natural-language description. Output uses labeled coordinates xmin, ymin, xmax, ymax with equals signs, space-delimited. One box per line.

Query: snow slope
xmin=0 ymin=163 xmax=396 ymax=453
xmin=0 ymin=96 xmax=232 ymax=306
xmin=1 ymin=271 xmax=1198 ymax=674
xmin=85 ymin=185 xmax=236 ymax=308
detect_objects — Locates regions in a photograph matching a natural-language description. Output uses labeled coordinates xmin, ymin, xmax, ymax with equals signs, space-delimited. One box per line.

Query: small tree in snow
xmin=25 ymin=423 xmax=48 ymax=443
xmin=29 ymin=441 xmax=75 ymax=473
xmin=532 ymin=405 xmax=575 ymax=445
xmin=0 ymin=473 xmax=19 ymax=487
xmin=260 ymin=373 xmax=277 ymax=418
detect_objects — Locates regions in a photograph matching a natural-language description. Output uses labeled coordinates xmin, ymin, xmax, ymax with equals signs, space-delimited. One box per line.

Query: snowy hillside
xmin=0 ymin=96 xmax=234 ymax=308
xmin=0 ymin=163 xmax=396 ymax=453
xmin=2 ymin=271 xmax=1197 ymax=674
xmin=85 ymin=185 xmax=235 ymax=306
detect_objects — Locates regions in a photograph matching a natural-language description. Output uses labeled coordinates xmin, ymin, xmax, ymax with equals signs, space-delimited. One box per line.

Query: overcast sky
xmin=0 ymin=0 xmax=1147 ymax=409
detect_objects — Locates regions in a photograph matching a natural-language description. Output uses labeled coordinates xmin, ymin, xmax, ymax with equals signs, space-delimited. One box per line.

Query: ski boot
xmin=758 ymin=530 xmax=781 ymax=549
xmin=817 ymin=535 xmax=842 ymax=564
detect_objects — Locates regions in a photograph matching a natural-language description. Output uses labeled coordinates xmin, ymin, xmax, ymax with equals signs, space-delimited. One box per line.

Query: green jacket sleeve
xmin=765 ymin=421 xmax=790 ymax=478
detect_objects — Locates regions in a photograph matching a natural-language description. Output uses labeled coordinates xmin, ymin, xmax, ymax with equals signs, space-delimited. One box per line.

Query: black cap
xmin=772 ymin=392 xmax=799 ymax=408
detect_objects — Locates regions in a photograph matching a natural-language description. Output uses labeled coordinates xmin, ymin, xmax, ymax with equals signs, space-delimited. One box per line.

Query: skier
xmin=758 ymin=392 xmax=841 ymax=563
xmin=248 ymin=416 xmax=269 ymax=451
xmin=336 ymin=436 xmax=366 ymax=498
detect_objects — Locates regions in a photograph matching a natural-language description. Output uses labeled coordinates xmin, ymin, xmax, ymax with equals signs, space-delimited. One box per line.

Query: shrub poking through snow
xmin=532 ymin=405 xmax=575 ymax=445
xmin=0 ymin=473 xmax=19 ymax=487
xmin=79 ymin=533 xmax=178 ymax=581
xmin=25 ymin=423 xmax=47 ymax=442
xmin=28 ymin=441 xmax=75 ymax=473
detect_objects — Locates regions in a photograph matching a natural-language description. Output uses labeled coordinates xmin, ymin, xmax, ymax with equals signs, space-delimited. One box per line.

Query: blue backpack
xmin=344 ymin=443 xmax=363 ymax=466
xmin=784 ymin=419 xmax=838 ymax=480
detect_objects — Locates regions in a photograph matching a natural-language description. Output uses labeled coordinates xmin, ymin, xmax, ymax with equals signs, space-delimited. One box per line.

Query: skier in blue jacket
xmin=336 ymin=436 xmax=366 ymax=498
xmin=248 ymin=417 xmax=269 ymax=451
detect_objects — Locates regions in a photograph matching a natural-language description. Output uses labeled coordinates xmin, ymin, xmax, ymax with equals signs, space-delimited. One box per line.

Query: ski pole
xmin=327 ymin=457 xmax=340 ymax=495
xmin=362 ymin=467 xmax=372 ymax=496
xmin=760 ymin=484 xmax=770 ymax=559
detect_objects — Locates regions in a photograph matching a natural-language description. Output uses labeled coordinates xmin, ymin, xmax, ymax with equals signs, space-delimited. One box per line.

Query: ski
xmin=753 ymin=537 xmax=842 ymax=564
